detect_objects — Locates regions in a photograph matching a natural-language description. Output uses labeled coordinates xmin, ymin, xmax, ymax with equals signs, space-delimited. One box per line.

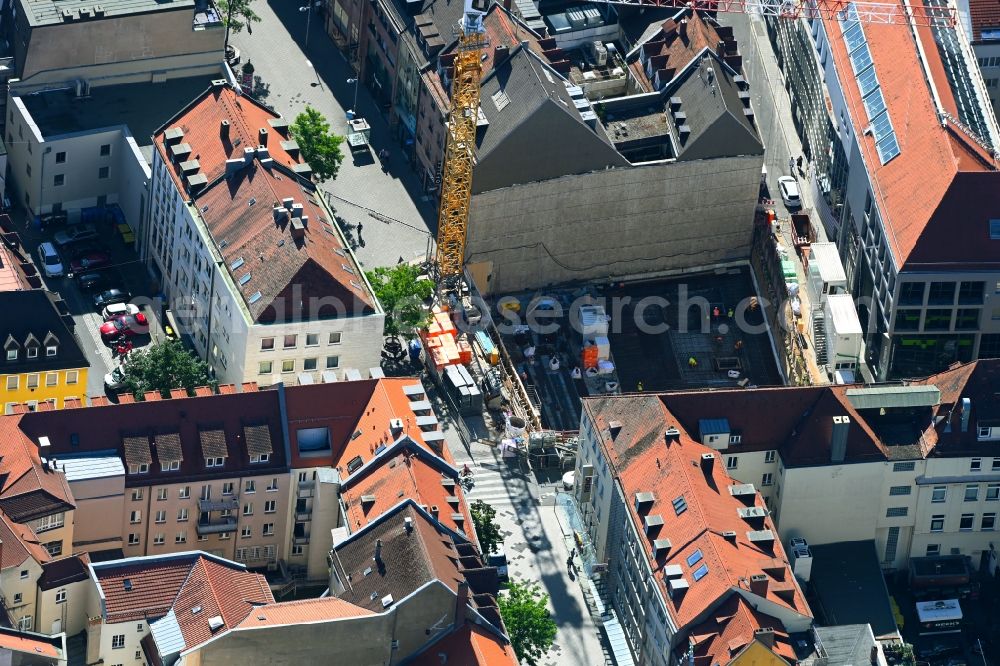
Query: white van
xmin=37 ymin=242 xmax=64 ymax=278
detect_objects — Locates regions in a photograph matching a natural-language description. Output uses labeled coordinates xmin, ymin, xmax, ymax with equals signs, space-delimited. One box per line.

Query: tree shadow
xmin=252 ymin=76 xmax=271 ymax=101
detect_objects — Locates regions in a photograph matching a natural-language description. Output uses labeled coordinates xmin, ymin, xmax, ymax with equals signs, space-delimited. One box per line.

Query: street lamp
xmin=299 ymin=1 xmax=321 ymax=50
xmin=305 ymin=59 xmax=322 ymax=89
xmin=346 ymin=78 xmax=359 ymax=119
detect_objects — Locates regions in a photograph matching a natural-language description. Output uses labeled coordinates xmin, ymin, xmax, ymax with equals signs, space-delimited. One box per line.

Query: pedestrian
xmin=727 ymin=308 xmax=734 ymax=319
xmin=796 ymin=156 xmax=803 ymax=169
xmin=688 ymin=357 xmax=698 ymax=369
xmin=788 ymin=157 xmax=795 ymax=175
xmin=734 ymin=340 xmax=744 ymax=352
xmin=636 ymin=380 xmax=644 ymax=392
xmin=712 ymin=306 xmax=721 ymax=319
xmin=357 ymin=223 xmax=363 ymax=237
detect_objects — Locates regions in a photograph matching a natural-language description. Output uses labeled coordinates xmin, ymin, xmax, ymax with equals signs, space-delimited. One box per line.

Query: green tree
xmin=219 ymin=0 xmax=261 ymax=52
xmin=470 ymin=499 xmax=502 ymax=557
xmin=498 ymin=580 xmax=557 ymax=666
xmin=365 ymin=263 xmax=433 ymax=338
xmin=289 ymin=106 xmax=346 ymax=182
xmin=121 ymin=339 xmax=215 ymax=400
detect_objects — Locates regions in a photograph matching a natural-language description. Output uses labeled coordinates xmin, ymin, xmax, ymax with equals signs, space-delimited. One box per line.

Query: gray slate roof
xmin=474 ymin=46 xmax=627 ymax=193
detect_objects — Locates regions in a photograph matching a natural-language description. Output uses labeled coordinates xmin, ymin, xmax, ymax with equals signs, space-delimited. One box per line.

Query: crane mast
xmin=435 ymin=0 xmax=489 ymax=286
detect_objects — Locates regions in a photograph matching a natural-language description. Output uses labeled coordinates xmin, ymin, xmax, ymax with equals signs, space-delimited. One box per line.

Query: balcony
xmin=295 ymin=511 xmax=312 ymax=522
xmin=199 ymin=498 xmax=238 ymax=512
xmin=297 ymin=478 xmax=314 ymax=490
xmin=196 ymin=518 xmax=237 ymax=535
xmin=293 ymin=535 xmax=311 ymax=545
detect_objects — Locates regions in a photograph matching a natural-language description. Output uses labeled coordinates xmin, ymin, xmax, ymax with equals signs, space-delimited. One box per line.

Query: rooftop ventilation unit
xmin=643 ymin=514 xmax=664 ymax=534
xmin=668 ymin=576 xmax=689 ymax=598
xmin=729 ymin=484 xmax=756 ymax=498
xmin=93 ymin=5 xmax=106 ymax=16
xmin=669 ymin=96 xmax=682 ymax=110
xmin=747 ymin=529 xmax=775 ymax=544
xmin=389 ymin=418 xmax=404 ymax=435
xmin=381 ymin=594 xmax=394 ymax=607
xmin=653 ymin=539 xmax=672 ymax=557
xmin=663 ymin=564 xmax=683 ymax=578
xmin=634 ymin=491 xmax=654 ymax=512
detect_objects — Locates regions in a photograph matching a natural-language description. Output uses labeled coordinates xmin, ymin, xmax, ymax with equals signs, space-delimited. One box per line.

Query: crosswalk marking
xmin=461 ymin=463 xmax=533 ymax=508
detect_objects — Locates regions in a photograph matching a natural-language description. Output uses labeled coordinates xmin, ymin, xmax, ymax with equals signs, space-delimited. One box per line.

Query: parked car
xmin=104 ymin=365 xmax=128 ymax=392
xmin=76 ymin=270 xmax=118 ymax=292
xmin=53 ymin=224 xmax=98 ymax=247
xmin=65 ymin=240 xmax=103 ymax=260
xmin=99 ymin=313 xmax=148 ymax=343
xmin=69 ymin=251 xmax=111 ymax=273
xmin=37 ymin=242 xmax=64 ymax=278
xmin=778 ymin=176 xmax=801 ymax=208
xmin=101 ymin=302 xmax=140 ymax=320
xmin=488 ymin=547 xmax=509 ymax=582
xmin=93 ymin=288 xmax=131 ymax=309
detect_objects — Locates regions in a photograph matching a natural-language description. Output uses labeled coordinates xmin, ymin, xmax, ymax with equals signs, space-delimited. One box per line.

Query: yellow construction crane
xmin=434 ymin=0 xmax=489 ymax=285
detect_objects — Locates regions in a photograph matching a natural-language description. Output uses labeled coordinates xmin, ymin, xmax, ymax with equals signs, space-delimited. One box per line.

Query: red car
xmin=99 ymin=313 xmax=148 ymax=344
xmin=69 ymin=251 xmax=111 ymax=273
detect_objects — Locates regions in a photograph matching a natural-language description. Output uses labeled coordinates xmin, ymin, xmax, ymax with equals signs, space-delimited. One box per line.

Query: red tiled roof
xmin=0 ymin=629 xmax=61 ymax=659
xmin=235 ymin=596 xmax=374 ymax=628
xmin=94 ymin=552 xmax=273 ymax=643
xmin=584 ymin=396 xmax=811 ymax=629
xmin=969 ymin=0 xmax=1000 ymax=40
xmin=688 ymin=596 xmax=795 ymax=666
xmin=823 ymin=10 xmax=1000 ymax=268
xmin=629 ymin=10 xmax=725 ymax=92
xmin=0 ymin=509 xmax=51 ymax=569
xmin=194 ymin=162 xmax=374 ymax=322
xmin=0 ymin=414 xmax=75 ymax=521
xmin=411 ymin=623 xmax=520 ymax=665
xmin=910 ymin=360 xmax=1000 ymax=454
xmin=0 ymin=244 xmax=28 ymax=293
xmin=341 ymin=445 xmax=472 ymax=536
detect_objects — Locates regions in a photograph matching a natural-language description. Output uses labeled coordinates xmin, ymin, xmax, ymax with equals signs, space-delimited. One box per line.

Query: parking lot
xmin=13 ymin=205 xmax=165 ymax=400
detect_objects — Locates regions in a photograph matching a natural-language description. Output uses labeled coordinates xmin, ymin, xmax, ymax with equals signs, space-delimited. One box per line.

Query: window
xmin=153 ymin=533 xmax=165 ymax=545
xmin=43 ymin=540 xmax=62 ymax=556
xmin=219 ymin=532 xmax=231 ymax=540
xmin=155 ymin=510 xmax=166 ymax=523
xmin=965 ymin=484 xmax=980 ymax=502
xmin=292 ymin=545 xmax=304 ymax=556
xmin=128 ymin=533 xmax=140 ymax=545
xmin=55 ymin=151 xmax=66 ymax=163
xmin=55 ymin=589 xmax=67 ymax=604
xmin=261 ymin=338 xmax=274 ymax=351
xmin=222 ymin=482 xmax=234 ymax=495
xmin=258 ymin=361 xmax=272 ymax=375
xmin=130 ymin=511 xmax=142 ymax=524
xmin=161 ymin=460 xmax=180 ymax=472
xmin=45 ymin=373 xmax=57 ymax=387
xmin=53 ymin=174 xmax=64 ymax=187
xmin=960 ymin=513 xmax=974 ymax=531
xmin=886 ymin=507 xmax=908 ymax=517
xmin=13 ymin=593 xmax=21 ymax=604
xmin=128 ymin=464 xmax=149 ymax=475
xmin=932 ymin=486 xmax=947 ymax=503
xmin=764 ymin=450 xmax=776 ymax=463
xmin=243 ymin=502 xmax=253 ymax=516
xmin=46 ymin=345 xmax=58 ymax=357
xmin=6 ymin=376 xmax=17 ymax=390
xmin=329 ymin=332 xmax=342 ymax=344
xmin=283 ymin=334 xmax=297 ymax=349
xmin=98 ymin=166 xmax=109 ymax=179
xmin=889 ymin=486 xmax=911 ymax=496
xmin=112 ymin=635 xmax=125 ymax=649
xmin=983 ymin=513 xmax=997 ymax=531
xmin=32 ymin=513 xmax=64 ymax=532
xmin=250 ymin=453 xmax=270 ymax=464
xmin=988 ymin=484 xmax=1000 ymax=501
xmin=928 ymin=281 xmax=956 ymax=305
xmin=303 ymin=358 xmax=318 ymax=371
xmin=326 ymin=356 xmax=340 ymax=369
xmin=972 ymin=458 xmax=983 ymax=472
xmin=726 ymin=456 xmax=738 ymax=470
xmin=241 ymin=526 xmax=251 ymax=538
xmin=206 ymin=457 xmax=225 ymax=468
xmin=179 ymin=486 xmax=190 ymax=499
xmin=265 ymin=500 xmax=276 ymax=513
xmin=930 ymin=515 xmax=945 ymax=532
xmin=245 ymin=480 xmax=256 ymax=494
xmin=20 ymin=570 xmax=28 ymax=580
xmin=729 ymin=434 xmax=742 ymax=445
xmin=263 ymin=523 xmax=275 ymax=536
xmin=157 ymin=488 xmax=168 ymax=501
xmin=98 ymin=143 xmax=112 ymax=157
xmin=267 ymin=478 xmax=278 ymax=492
xmin=306 ymin=333 xmax=319 ymax=346
xmin=178 ymin=508 xmax=189 ymax=521
xmin=761 ymin=473 xmax=774 ymax=486
xmin=958 ymin=281 xmax=985 ymax=304
xmin=27 ymin=347 xmax=38 ymax=359
xmin=297 ymin=427 xmax=331 ymax=453
xmin=282 ymin=360 xmax=295 ymax=373
xmin=27 ymin=374 xmax=39 ymax=389
xmin=176 ymin=532 xmax=187 ymax=544
xmin=137 ymin=624 xmax=143 ymax=633
xmin=926 ymin=543 xmax=941 ymax=556
xmin=993 ymin=458 xmax=1000 ymax=471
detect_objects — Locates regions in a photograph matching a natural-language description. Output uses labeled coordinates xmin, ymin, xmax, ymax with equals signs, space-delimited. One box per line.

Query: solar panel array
xmin=840 ymin=4 xmax=901 ymax=164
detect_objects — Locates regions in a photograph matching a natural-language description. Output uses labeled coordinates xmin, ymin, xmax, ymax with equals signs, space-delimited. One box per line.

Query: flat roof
xmin=58 ymin=451 xmax=126 ymax=482
xmin=845 ymin=385 xmax=941 ymax=410
xmin=19 ymin=75 xmax=217 ymax=146
xmin=809 ymin=242 xmax=847 ymax=285
xmin=826 ymin=294 xmax=863 ymax=335
xmin=809 ymin=541 xmax=899 ymax=639
xmin=19 ymin=0 xmax=198 ymax=27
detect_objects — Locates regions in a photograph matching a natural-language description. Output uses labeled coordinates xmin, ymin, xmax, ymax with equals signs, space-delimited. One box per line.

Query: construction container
xmin=579 ymin=305 xmax=609 ymax=339
xmin=582 ymin=344 xmax=599 ymax=369
xmin=593 ymin=335 xmax=611 ymax=361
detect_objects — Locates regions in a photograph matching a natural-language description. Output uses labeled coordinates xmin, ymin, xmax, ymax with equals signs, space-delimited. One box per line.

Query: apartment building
xmin=767 ymin=3 xmax=1000 ymax=379
xmin=968 ymin=0 xmax=1000 ymax=120
xmin=84 ymin=551 xmax=273 ymax=665
xmin=36 ymin=555 xmax=90 ymax=636
xmin=0 ymin=511 xmax=50 ymax=632
xmin=573 ymin=359 xmax=1000 ymax=582
xmin=1 ymin=291 xmax=88 ymax=413
xmin=573 ymin=395 xmax=813 ymax=666
xmin=0 ymin=626 xmax=66 ymax=665
xmin=146 ymin=81 xmax=384 ymax=384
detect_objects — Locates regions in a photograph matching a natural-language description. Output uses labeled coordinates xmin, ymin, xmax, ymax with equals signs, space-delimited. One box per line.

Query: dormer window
xmin=46 ymin=346 xmax=57 ymax=357
xmin=27 ymin=347 xmax=38 ymax=359
xmin=6 ymin=349 xmax=16 ymax=361
xmin=128 ymin=463 xmax=150 ymax=474
xmin=206 ymin=456 xmax=225 ymax=468
xmin=250 ymin=453 xmax=270 ymax=464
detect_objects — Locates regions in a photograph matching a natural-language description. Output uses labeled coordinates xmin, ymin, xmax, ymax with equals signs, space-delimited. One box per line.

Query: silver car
xmin=53 ymin=224 xmax=99 ymax=247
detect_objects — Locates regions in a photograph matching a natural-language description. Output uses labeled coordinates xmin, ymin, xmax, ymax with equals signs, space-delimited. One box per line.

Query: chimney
xmin=717 ymin=39 xmax=726 ymax=58
xmin=374 ymin=538 xmax=383 ymax=563
xmin=290 ymin=218 xmax=306 ymax=240
xmin=700 ymin=453 xmax=715 ymax=473
xmin=404 ymin=516 xmax=414 ymax=533
xmin=454 ymin=581 xmax=469 ymax=628
xmin=754 ymin=627 xmax=775 ymax=649
xmin=494 ymin=44 xmax=509 ymax=63
xmin=830 ymin=416 xmax=850 ymax=463
xmin=258 ymin=128 xmax=268 ymax=145
xmin=431 ymin=505 xmax=440 ymax=521
xmin=665 ymin=426 xmax=681 ymax=444
xmin=748 ymin=573 xmax=769 ymax=597
xmin=960 ymin=397 xmax=971 ymax=433
xmin=679 ymin=18 xmax=688 ymax=39
xmin=608 ymin=420 xmax=623 ymax=440
xmin=220 ymin=120 xmax=230 ymax=140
